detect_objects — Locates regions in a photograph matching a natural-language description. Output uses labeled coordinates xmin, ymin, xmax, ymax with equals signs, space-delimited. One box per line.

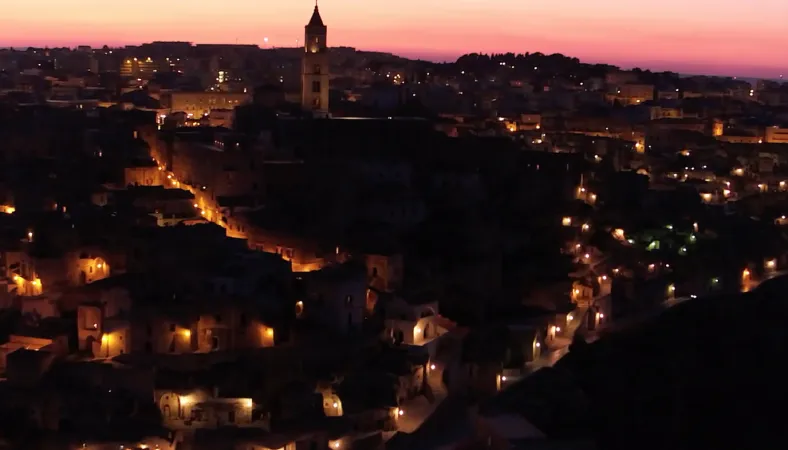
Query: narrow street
xmin=395 ymin=368 xmax=449 ymax=434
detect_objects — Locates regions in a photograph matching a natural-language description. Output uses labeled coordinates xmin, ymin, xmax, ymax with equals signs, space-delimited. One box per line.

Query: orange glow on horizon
xmin=2 ymin=1 xmax=785 ymax=77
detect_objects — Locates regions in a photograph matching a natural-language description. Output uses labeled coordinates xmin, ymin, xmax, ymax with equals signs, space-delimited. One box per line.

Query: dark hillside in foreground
xmin=505 ymin=277 xmax=788 ymax=449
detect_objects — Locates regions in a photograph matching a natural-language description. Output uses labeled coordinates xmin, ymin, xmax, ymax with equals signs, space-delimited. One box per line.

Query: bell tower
xmin=302 ymin=2 xmax=329 ymax=115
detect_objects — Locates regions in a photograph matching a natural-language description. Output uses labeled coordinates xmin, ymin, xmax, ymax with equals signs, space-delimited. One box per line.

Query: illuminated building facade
xmin=160 ymin=91 xmax=250 ymax=117
xmin=120 ymin=56 xmax=159 ymax=78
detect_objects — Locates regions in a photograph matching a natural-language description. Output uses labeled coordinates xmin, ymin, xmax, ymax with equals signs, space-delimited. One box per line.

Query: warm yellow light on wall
xmin=295 ymin=301 xmax=304 ymax=317
xmin=182 ymin=329 xmax=191 ymax=338
xmin=101 ymin=334 xmax=108 ymax=343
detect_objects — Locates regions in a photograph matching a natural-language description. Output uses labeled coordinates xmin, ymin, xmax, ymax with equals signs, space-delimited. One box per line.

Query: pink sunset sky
xmin=3 ymin=0 xmax=787 ymax=77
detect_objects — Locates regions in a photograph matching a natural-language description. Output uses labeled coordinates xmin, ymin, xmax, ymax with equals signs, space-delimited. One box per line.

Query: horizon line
xmin=1 ymin=43 xmax=785 ymax=81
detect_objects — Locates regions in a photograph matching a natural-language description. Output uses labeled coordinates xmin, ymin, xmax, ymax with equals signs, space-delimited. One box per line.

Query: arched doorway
xmin=79 ymin=271 xmax=87 ymax=285
xmin=393 ymin=329 xmax=404 ymax=345
xmin=295 ymin=301 xmax=304 ymax=318
xmin=159 ymin=393 xmax=180 ymax=419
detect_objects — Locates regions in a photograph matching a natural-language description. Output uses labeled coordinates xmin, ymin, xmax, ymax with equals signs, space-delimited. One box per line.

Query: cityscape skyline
xmin=1 ymin=2 xmax=788 ymax=449
xmin=4 ymin=0 xmax=788 ymax=78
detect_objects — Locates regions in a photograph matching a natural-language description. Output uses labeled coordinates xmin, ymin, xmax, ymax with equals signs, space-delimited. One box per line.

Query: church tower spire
xmin=301 ymin=2 xmax=329 ymax=115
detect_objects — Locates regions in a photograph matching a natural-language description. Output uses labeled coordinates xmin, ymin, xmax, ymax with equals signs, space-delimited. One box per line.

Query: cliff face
xmin=508 ymin=277 xmax=788 ymax=449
